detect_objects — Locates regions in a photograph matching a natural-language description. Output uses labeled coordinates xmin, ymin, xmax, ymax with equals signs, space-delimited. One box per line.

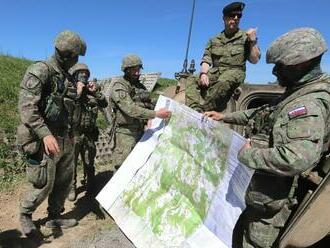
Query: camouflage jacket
xmin=236 ymin=74 xmax=330 ymax=176
xmin=201 ymin=29 xmax=250 ymax=74
xmin=74 ymin=87 xmax=108 ymax=133
xmin=223 ymin=102 xmax=278 ymax=146
xmin=109 ymin=76 xmax=156 ymax=132
xmin=17 ymin=56 xmax=73 ymax=141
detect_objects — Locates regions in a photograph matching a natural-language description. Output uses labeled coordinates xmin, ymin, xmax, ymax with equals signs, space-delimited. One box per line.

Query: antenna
xmin=182 ymin=0 xmax=196 ymax=73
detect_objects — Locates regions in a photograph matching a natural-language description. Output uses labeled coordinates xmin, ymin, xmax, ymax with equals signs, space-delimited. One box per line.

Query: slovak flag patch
xmin=288 ymin=106 xmax=307 ymax=119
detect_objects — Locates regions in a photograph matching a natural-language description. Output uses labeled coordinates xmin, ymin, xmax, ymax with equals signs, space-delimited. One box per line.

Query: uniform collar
xmin=219 ymin=29 xmax=243 ymax=42
xmin=48 ymin=56 xmax=67 ymax=75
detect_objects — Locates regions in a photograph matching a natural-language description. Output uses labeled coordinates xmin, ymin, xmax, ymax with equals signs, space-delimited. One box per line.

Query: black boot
xmin=19 ymin=213 xmax=37 ymax=237
xmin=86 ymin=167 xmax=95 ymax=196
xmin=67 ymin=184 xmax=77 ymax=202
xmin=45 ymin=213 xmax=77 ymax=229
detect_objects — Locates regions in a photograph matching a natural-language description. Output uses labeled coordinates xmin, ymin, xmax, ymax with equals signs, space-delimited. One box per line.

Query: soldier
xmin=186 ymin=1 xmax=260 ymax=112
xmin=67 ymin=63 xmax=108 ymax=201
xmin=109 ymin=54 xmax=171 ymax=170
xmin=16 ymin=30 xmax=86 ymax=237
xmin=204 ymin=28 xmax=330 ymax=247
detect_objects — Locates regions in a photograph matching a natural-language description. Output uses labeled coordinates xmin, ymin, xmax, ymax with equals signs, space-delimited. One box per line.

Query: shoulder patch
xmin=288 ymin=106 xmax=307 ymax=119
xmin=27 ymin=62 xmax=50 ymax=85
xmin=119 ymin=90 xmax=127 ymax=99
xmin=114 ymin=89 xmax=127 ymax=100
xmin=25 ymin=75 xmax=41 ymax=90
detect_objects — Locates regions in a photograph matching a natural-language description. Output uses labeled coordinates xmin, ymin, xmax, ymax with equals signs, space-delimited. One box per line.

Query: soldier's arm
xmin=238 ymin=99 xmax=328 ymax=176
xmin=18 ymin=63 xmax=52 ymax=139
xmin=198 ymin=39 xmax=213 ymax=86
xmin=93 ymin=90 xmax=108 ymax=109
xmin=222 ymin=108 xmax=259 ymax=125
xmin=200 ymin=39 xmax=212 ymax=67
xmin=111 ymin=82 xmax=156 ymax=120
xmin=223 ymin=104 xmax=272 ymax=125
xmin=246 ymin=28 xmax=261 ymax=64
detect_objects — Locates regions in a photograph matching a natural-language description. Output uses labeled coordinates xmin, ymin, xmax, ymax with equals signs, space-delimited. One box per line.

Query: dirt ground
xmin=0 ymin=167 xmax=134 ymax=248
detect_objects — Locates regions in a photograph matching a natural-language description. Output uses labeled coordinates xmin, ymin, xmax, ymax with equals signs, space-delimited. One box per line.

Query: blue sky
xmin=1 ymin=0 xmax=329 ymax=83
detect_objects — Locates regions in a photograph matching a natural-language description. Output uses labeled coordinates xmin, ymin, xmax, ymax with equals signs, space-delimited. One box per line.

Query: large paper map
xmin=97 ymin=96 xmax=254 ymax=248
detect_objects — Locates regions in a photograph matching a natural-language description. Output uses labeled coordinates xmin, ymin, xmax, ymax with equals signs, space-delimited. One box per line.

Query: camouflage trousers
xmin=20 ymin=135 xmax=74 ymax=216
xmin=238 ymin=205 xmax=292 ymax=248
xmin=111 ymin=128 xmax=143 ymax=170
xmin=232 ymin=201 xmax=292 ymax=248
xmin=233 ymin=172 xmax=294 ymax=248
xmin=185 ymin=69 xmax=245 ymax=112
xmin=72 ymin=132 xmax=97 ymax=187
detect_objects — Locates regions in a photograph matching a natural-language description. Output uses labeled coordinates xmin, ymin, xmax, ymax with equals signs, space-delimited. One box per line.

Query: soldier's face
xmin=55 ymin=48 xmax=79 ymax=71
xmin=223 ymin=13 xmax=241 ymax=32
xmin=76 ymin=70 xmax=89 ymax=84
xmin=272 ymin=64 xmax=306 ymax=87
xmin=126 ymin=66 xmax=142 ymax=81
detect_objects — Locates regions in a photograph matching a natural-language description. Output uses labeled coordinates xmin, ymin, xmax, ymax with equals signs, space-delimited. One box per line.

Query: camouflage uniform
xmin=109 ymin=56 xmax=156 ymax=170
xmin=186 ymin=29 xmax=251 ymax=112
xmin=225 ymin=28 xmax=330 ymax=247
xmin=69 ymin=64 xmax=108 ymax=194
xmin=17 ymin=57 xmax=76 ymax=217
xmin=16 ymin=30 xmax=86 ymax=235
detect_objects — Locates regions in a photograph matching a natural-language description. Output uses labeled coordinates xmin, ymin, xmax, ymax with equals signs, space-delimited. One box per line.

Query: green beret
xmin=222 ymin=2 xmax=245 ymax=16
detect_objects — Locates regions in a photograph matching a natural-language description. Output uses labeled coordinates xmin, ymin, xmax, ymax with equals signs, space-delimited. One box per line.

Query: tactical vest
xmin=16 ymin=60 xmax=72 ymax=155
xmin=79 ymin=98 xmax=99 ymax=132
xmin=39 ymin=61 xmax=73 ymax=131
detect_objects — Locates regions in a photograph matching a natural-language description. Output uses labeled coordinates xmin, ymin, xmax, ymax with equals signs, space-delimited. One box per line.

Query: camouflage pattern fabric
xmin=17 ymin=57 xmax=71 ymax=139
xmin=17 ymin=57 xmax=75 ymax=217
xmin=109 ymin=77 xmax=155 ymax=130
xmin=110 ymin=130 xmax=143 ymax=169
xmin=227 ymin=74 xmax=330 ymax=247
xmin=72 ymin=132 xmax=97 ymax=187
xmin=238 ymin=75 xmax=330 ymax=176
xmin=71 ymin=89 xmax=108 ymax=188
xmin=20 ymin=136 xmax=74 ymax=216
xmin=235 ymin=28 xmax=330 ymax=247
xmin=121 ymin=54 xmax=143 ymax=72
xmin=55 ymin=30 xmax=86 ymax=56
xmin=266 ymin=28 xmax=328 ymax=66
xmin=185 ymin=30 xmax=249 ymax=112
xmin=68 ymin=63 xmax=90 ymax=76
xmin=109 ymin=77 xmax=156 ymax=169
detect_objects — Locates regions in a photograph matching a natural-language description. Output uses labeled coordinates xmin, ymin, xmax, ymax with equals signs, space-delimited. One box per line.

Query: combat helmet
xmin=266 ymin=27 xmax=328 ymax=65
xmin=69 ymin=63 xmax=90 ymax=77
xmin=55 ymin=30 xmax=86 ymax=57
xmin=121 ymin=54 xmax=143 ymax=72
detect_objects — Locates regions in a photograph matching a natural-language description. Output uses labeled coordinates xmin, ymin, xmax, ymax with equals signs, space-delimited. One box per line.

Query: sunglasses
xmin=56 ymin=48 xmax=77 ymax=59
xmin=226 ymin=13 xmax=242 ymax=19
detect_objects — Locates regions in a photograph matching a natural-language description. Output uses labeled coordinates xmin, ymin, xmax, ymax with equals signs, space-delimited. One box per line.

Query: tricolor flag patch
xmin=288 ymin=106 xmax=307 ymax=119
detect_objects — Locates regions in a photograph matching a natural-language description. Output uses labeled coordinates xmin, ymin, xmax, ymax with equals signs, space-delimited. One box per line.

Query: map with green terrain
xmin=97 ymin=96 xmax=253 ymax=248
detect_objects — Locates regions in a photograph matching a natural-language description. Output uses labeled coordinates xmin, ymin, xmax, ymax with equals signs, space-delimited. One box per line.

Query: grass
xmin=0 ymin=55 xmax=32 ymax=189
xmin=151 ymin=77 xmax=178 ymax=100
xmin=154 ymin=77 xmax=177 ymax=91
xmin=0 ymin=55 xmax=32 ymax=137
